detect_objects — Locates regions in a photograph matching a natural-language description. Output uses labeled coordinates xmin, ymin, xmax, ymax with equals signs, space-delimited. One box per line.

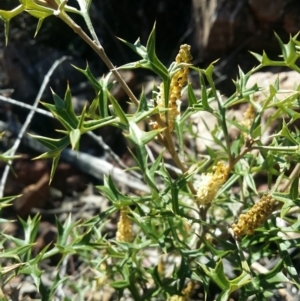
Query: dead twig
xmin=0 ymin=56 xmax=69 ymax=198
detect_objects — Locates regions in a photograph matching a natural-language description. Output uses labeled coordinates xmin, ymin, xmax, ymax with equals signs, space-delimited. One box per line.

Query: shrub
xmin=0 ymin=1 xmax=299 ymax=300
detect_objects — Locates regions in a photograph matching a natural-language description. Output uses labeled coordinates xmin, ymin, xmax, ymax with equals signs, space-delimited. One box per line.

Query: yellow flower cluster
xmin=116 ymin=207 xmax=134 ymax=242
xmin=241 ymin=104 xmax=256 ymax=137
xmin=232 ymin=195 xmax=275 ymax=237
xmin=169 ymin=281 xmax=194 ymax=301
xmin=155 ymin=44 xmax=192 ymax=131
xmin=157 ymin=257 xmax=165 ymax=276
xmin=195 ymin=162 xmax=229 ymax=205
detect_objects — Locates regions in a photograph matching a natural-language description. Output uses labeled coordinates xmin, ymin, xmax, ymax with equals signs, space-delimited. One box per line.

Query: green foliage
xmin=0 ymin=1 xmax=300 ymax=300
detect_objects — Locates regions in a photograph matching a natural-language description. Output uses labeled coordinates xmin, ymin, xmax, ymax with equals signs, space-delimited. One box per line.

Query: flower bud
xmin=153 ymin=44 xmax=192 ymax=131
xmin=195 ymin=162 xmax=229 ymax=205
xmin=116 ymin=207 xmax=134 ymax=242
xmin=232 ymin=194 xmax=275 ymax=237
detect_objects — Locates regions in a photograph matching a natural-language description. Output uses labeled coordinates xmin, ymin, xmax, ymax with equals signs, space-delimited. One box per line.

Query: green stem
xmin=76 ymin=1 xmax=100 ymax=45
xmin=252 ymin=145 xmax=299 ymax=152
